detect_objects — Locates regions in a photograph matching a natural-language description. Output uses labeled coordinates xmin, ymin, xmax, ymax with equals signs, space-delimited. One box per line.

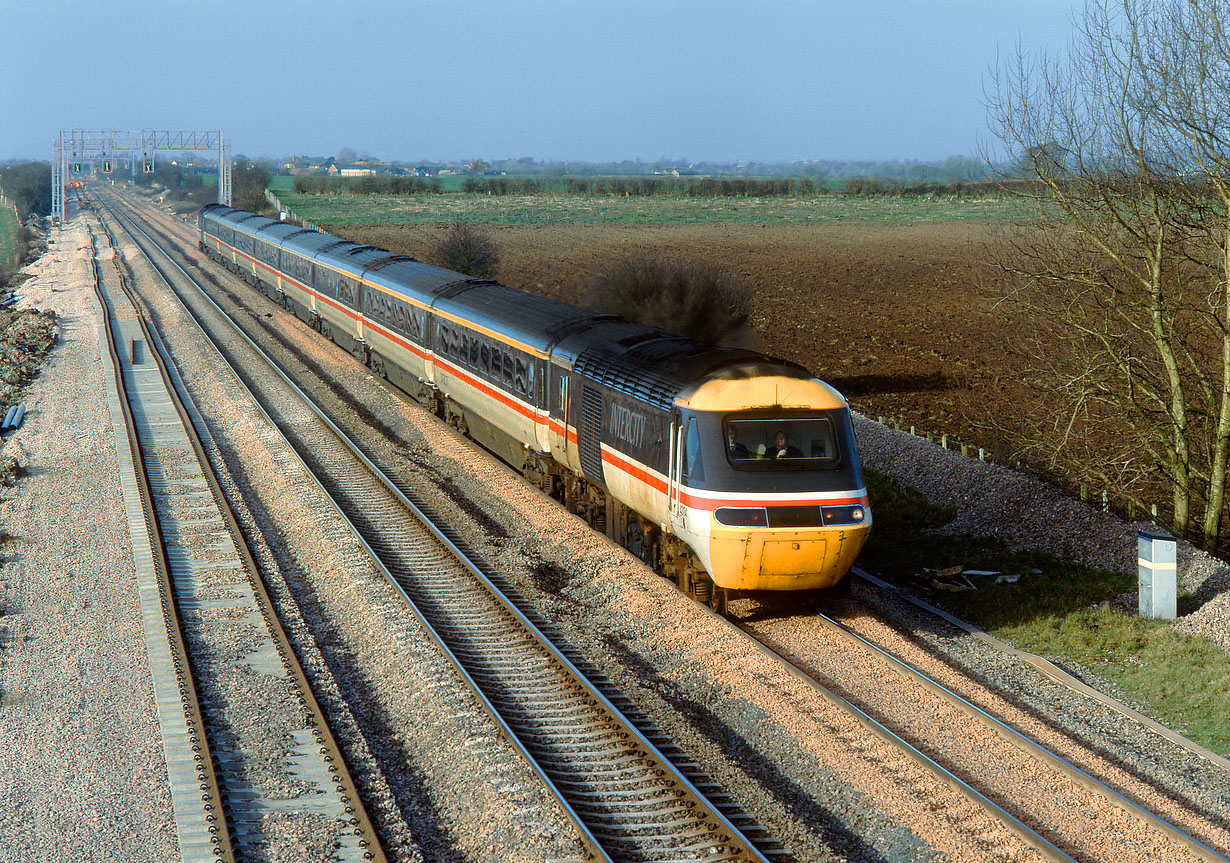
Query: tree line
xmin=0 ymin=162 xmax=52 ymax=219
xmin=292 ymin=174 xmax=1008 ymax=199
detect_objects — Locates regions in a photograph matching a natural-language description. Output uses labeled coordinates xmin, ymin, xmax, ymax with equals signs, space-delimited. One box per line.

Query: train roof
xmin=362 ymin=258 xmax=478 ymax=302
xmin=199 ymin=203 xmax=233 ymax=220
xmin=316 ymin=242 xmax=395 ymax=276
xmin=254 ymin=222 xmax=310 ymax=243
xmin=229 ymin=212 xmax=279 ymax=236
xmin=196 ymin=206 xmax=816 ymax=407
xmin=433 ymin=281 xmax=607 ymax=355
xmin=573 ymin=336 xmax=784 ymax=412
xmin=281 ymin=230 xmax=353 ymax=258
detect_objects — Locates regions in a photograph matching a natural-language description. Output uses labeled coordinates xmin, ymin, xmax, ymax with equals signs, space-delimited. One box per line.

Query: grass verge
xmin=857 ymin=468 xmax=1230 ymax=754
xmin=0 ymin=204 xmax=19 ymax=271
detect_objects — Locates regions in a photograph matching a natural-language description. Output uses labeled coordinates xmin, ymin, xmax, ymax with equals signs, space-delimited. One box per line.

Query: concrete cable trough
xmin=90 ymin=213 xmax=386 ymax=863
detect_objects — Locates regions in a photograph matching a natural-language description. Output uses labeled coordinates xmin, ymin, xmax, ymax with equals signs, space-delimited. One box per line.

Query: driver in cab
xmin=765 ymin=430 xmax=802 ymax=459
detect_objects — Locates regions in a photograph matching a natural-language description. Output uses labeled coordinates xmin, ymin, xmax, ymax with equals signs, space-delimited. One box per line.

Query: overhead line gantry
xmin=52 ymin=129 xmax=231 ymax=222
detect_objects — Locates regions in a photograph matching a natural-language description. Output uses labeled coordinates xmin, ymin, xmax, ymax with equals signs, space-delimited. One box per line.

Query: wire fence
xmin=872 ymin=412 xmax=1167 ymax=528
xmin=263 ymin=189 xmax=327 ymax=233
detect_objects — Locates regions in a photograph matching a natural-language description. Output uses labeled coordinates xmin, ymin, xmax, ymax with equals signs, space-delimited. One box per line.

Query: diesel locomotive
xmin=198 ymin=203 xmax=871 ymax=611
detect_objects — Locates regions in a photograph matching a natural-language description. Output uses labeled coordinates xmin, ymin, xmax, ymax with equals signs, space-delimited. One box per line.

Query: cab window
xmin=725 ymin=416 xmax=838 ymax=468
xmin=682 ymin=417 xmax=703 ymax=481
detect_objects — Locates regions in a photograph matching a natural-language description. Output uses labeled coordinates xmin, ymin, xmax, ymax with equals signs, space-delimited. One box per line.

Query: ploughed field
xmin=334 ymin=219 xmax=1034 ymax=453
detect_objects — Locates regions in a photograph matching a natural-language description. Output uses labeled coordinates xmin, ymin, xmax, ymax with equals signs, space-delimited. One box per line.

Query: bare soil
xmin=338 ymin=221 xmax=1034 ymax=451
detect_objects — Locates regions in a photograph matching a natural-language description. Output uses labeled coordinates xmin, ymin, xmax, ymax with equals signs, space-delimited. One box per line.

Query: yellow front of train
xmin=675 ymin=370 xmax=871 ymax=591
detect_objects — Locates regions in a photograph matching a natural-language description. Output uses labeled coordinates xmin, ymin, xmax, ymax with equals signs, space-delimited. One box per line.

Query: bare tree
xmin=988 ymin=0 xmax=1230 ymax=550
xmin=433 ymin=223 xmax=500 ymax=280
xmin=584 ymin=256 xmax=753 ymax=347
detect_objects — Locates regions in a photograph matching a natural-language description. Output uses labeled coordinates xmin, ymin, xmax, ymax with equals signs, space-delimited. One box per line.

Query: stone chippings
xmin=0 ymin=223 xmax=179 ymax=861
xmin=117 ymin=218 xmax=585 ymax=863
xmin=851 ymin=416 xmax=1230 ymax=815
xmin=6 ymin=203 xmax=1230 ymax=862
xmin=157 ymin=200 xmax=1230 ymax=859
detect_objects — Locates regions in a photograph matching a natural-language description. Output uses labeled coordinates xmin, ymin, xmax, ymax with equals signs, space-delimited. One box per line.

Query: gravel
xmin=110 ymin=204 xmax=588 ymax=863
xmin=7 ymin=196 xmax=1230 ymax=863
xmin=0 ymin=221 xmax=179 ymax=861
xmin=852 ymin=415 xmax=1230 ymax=638
xmin=148 ymin=195 xmax=1230 ymax=859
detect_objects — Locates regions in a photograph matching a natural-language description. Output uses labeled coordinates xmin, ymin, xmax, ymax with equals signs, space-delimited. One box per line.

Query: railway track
xmin=735 ymin=594 xmax=1230 ymax=863
xmin=87 ymin=207 xmax=385 ymax=862
xmin=105 ymin=189 xmax=1230 ymax=862
xmin=97 ymin=191 xmax=784 ymax=861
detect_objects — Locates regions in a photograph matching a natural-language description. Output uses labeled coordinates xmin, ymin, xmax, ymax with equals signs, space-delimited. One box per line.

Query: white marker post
xmin=1137 ymin=528 xmax=1177 ymax=619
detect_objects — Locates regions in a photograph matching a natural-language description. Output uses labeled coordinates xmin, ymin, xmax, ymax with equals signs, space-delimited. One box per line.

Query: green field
xmin=0 ymin=204 xmax=19 ymax=270
xmin=275 ymin=191 xmax=1027 ymax=226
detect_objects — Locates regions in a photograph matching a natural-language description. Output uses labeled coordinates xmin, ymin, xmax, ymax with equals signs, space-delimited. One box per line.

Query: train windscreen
xmin=724 ymin=416 xmax=838 ymax=467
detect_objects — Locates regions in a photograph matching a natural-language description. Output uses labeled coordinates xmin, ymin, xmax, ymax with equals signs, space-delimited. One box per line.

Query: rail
xmin=92 ymin=203 xmax=387 ymax=863
xmin=105 ymin=192 xmax=782 ymax=862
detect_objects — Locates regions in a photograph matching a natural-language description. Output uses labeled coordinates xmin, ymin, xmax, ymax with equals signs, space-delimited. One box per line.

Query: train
xmin=197 ymin=203 xmax=870 ymax=612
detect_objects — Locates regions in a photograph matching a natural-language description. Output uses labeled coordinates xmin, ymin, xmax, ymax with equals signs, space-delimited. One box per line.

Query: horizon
xmin=3 ymin=153 xmax=995 ymax=170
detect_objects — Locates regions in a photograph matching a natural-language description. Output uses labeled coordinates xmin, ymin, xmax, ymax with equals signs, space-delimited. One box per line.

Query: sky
xmin=1 ymin=0 xmax=1081 ymax=165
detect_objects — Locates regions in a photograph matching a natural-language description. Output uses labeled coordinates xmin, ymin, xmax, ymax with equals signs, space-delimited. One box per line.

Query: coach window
xmin=514 ymin=357 xmax=527 ymax=396
xmin=503 ymin=352 xmax=514 ymax=387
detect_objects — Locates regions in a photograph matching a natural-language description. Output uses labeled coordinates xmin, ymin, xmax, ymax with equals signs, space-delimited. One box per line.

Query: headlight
xmin=822 ymin=505 xmax=866 ymax=525
xmin=714 ymin=507 xmax=768 ymax=527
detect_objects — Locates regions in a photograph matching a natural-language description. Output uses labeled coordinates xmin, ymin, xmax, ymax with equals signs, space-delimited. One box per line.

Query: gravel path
xmin=0 ymin=220 xmax=178 ymax=860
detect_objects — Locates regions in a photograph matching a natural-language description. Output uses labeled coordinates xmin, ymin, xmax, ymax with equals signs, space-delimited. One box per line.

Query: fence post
xmin=941 ymin=434 xmax=948 ymax=449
